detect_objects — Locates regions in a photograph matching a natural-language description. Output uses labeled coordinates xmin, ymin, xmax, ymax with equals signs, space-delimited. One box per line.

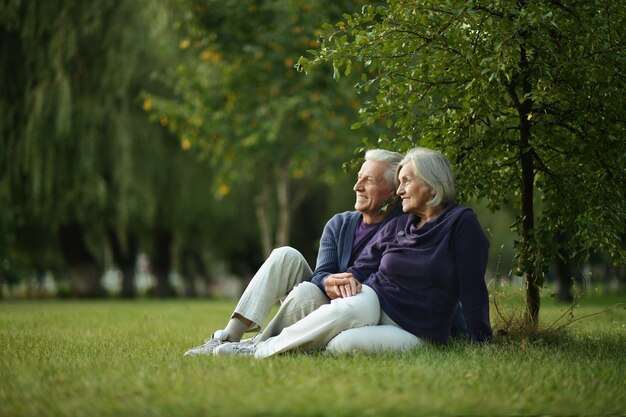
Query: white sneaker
xmin=239 ymin=334 xmax=261 ymax=345
xmin=184 ymin=330 xmax=230 ymax=356
xmin=213 ymin=341 xmax=258 ymax=357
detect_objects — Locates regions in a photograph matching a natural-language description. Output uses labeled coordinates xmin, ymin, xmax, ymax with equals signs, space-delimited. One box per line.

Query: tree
xmin=145 ymin=0 xmax=378 ymax=258
xmin=299 ymin=0 xmax=626 ymax=326
xmin=0 ymin=0 xmax=215 ymax=296
xmin=1 ymin=0 xmax=133 ymax=296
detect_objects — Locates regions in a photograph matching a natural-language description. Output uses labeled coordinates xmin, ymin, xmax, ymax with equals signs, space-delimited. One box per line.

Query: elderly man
xmin=184 ymin=149 xmax=404 ymax=356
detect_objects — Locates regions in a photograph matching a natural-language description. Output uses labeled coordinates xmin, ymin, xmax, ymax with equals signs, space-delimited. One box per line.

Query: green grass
xmin=1 ymin=292 xmax=625 ymax=417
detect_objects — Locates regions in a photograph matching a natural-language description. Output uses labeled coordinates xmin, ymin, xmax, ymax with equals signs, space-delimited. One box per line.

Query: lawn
xmin=1 ymin=291 xmax=624 ymax=417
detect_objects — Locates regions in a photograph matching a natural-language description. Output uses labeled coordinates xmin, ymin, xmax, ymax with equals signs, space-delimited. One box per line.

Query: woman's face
xmin=396 ymin=163 xmax=433 ymax=215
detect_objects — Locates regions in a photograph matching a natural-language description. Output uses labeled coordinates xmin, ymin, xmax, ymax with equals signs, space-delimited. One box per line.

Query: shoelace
xmin=232 ymin=344 xmax=256 ymax=354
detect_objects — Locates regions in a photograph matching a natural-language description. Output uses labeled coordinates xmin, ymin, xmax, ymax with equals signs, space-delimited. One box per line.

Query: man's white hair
xmin=364 ymin=149 xmax=403 ymax=188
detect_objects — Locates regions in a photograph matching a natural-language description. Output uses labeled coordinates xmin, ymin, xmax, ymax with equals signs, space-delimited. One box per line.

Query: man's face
xmin=353 ymin=160 xmax=396 ymax=223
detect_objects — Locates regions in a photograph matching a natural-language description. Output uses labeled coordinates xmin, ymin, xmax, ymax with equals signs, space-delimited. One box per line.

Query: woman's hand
xmin=323 ymin=273 xmax=362 ymax=299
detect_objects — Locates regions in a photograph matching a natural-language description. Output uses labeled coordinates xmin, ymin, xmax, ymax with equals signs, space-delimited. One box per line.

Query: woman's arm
xmin=349 ymin=219 xmax=397 ymax=283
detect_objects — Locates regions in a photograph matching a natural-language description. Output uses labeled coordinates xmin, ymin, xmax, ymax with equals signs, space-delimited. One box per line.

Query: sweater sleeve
xmin=349 ymin=220 xmax=395 ymax=284
xmin=310 ymin=215 xmax=342 ymax=292
xmin=453 ymin=211 xmax=493 ymax=343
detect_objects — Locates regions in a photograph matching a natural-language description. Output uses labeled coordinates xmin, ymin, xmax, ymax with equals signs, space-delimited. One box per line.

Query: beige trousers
xmin=232 ymin=247 xmax=329 ymax=341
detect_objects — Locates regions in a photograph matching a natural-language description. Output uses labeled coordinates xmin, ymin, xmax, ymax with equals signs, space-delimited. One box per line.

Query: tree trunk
xmin=255 ymin=164 xmax=295 ymax=258
xmin=275 ymin=166 xmax=291 ymax=248
xmin=58 ymin=223 xmax=104 ymax=297
xmin=255 ymin=187 xmax=273 ymax=258
xmin=179 ymin=246 xmax=211 ymax=297
xmin=518 ymin=37 xmax=540 ymax=327
xmin=255 ymin=166 xmax=297 ymax=258
xmin=152 ymin=229 xmax=174 ymax=297
xmin=179 ymin=248 xmax=197 ymax=298
xmin=107 ymin=228 xmax=138 ymax=298
xmin=554 ymin=233 xmax=574 ymax=302
xmin=554 ymin=252 xmax=574 ymax=302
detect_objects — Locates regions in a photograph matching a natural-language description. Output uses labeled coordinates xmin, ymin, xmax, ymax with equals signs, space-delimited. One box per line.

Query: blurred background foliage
xmin=0 ymin=0 xmax=623 ymax=300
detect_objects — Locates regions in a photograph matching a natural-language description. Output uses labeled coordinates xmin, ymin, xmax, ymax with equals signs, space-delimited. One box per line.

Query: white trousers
xmin=326 ymin=316 xmax=422 ymax=355
xmin=232 ymin=247 xmax=329 ymax=341
xmin=254 ymin=285 xmax=422 ymax=358
xmin=233 ymin=247 xmax=422 ymax=356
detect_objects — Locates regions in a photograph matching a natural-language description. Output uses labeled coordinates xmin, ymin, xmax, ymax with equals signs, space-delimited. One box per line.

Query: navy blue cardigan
xmin=310 ymin=206 xmax=403 ymax=292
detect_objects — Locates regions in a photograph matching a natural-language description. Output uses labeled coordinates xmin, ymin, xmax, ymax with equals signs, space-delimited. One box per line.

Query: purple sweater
xmin=348 ymin=203 xmax=492 ymax=343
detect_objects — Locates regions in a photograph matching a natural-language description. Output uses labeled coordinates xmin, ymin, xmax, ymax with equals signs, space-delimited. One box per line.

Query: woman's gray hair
xmin=399 ymin=147 xmax=456 ymax=207
xmin=364 ymin=149 xmax=403 ymax=188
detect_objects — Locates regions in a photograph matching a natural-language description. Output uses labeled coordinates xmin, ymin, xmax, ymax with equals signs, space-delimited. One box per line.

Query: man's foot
xmin=184 ymin=330 xmax=230 ymax=356
xmin=239 ymin=334 xmax=261 ymax=345
xmin=213 ymin=341 xmax=258 ymax=357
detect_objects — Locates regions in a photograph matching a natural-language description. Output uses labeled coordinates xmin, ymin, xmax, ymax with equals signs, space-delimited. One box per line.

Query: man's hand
xmin=323 ymin=273 xmax=362 ymax=299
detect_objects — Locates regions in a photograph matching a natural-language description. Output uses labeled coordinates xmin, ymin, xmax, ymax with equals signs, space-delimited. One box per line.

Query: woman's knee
xmin=327 ymin=285 xmax=380 ymax=327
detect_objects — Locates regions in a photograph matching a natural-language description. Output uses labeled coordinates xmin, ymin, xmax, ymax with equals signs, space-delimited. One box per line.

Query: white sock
xmin=223 ymin=318 xmax=248 ymax=342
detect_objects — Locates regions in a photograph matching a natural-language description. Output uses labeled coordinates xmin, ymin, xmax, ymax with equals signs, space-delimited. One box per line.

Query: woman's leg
xmin=254 ymin=285 xmax=381 ymax=358
xmin=326 ymin=311 xmax=422 ymax=355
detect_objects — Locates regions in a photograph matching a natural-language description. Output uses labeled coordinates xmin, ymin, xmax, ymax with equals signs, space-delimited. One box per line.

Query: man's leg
xmin=231 ymin=247 xmax=313 ymax=333
xmin=253 ymin=285 xmax=381 ymax=358
xmin=257 ymin=281 xmax=329 ymax=342
xmin=185 ymin=247 xmax=311 ymax=356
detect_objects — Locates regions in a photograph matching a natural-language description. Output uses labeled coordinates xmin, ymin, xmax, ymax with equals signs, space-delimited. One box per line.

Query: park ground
xmin=1 ymin=289 xmax=625 ymax=417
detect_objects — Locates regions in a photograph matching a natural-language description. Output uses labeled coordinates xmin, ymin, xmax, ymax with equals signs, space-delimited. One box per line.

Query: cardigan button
xmin=397 ymin=231 xmax=405 ymax=236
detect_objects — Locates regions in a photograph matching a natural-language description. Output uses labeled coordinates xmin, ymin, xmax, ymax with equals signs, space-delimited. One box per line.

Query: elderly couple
xmin=185 ymin=147 xmax=492 ymax=358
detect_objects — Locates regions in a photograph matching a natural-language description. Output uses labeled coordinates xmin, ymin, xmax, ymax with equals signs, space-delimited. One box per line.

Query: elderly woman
xmin=215 ymin=147 xmax=491 ymax=357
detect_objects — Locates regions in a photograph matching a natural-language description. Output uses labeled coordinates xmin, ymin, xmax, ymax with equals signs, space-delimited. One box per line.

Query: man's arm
xmin=310 ymin=214 xmax=343 ymax=293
